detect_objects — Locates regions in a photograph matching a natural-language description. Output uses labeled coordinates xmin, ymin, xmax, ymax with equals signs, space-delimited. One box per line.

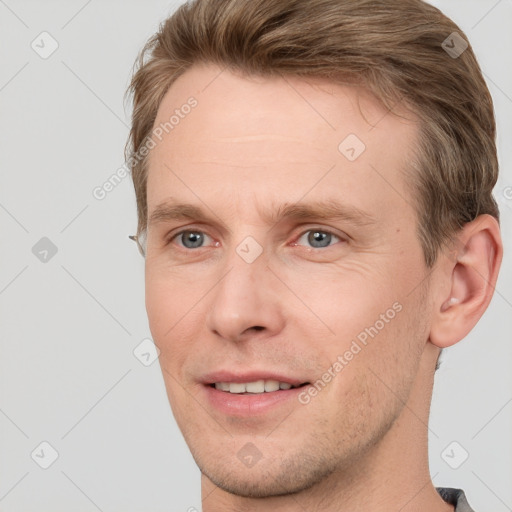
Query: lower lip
xmin=203 ymin=385 xmax=307 ymax=416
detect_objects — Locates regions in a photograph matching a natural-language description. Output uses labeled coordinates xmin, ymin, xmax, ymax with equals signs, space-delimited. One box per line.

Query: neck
xmin=201 ymin=343 xmax=454 ymax=512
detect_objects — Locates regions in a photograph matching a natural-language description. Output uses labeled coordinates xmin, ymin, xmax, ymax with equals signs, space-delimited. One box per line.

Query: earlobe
xmin=429 ymin=214 xmax=502 ymax=349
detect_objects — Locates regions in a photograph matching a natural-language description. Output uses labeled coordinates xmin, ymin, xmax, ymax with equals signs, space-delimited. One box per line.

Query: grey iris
xmin=182 ymin=231 xmax=204 ymax=248
xmin=308 ymin=231 xmax=331 ymax=248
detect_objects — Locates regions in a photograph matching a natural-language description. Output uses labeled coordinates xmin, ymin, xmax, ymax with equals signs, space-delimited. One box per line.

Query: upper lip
xmin=201 ymin=370 xmax=309 ymax=387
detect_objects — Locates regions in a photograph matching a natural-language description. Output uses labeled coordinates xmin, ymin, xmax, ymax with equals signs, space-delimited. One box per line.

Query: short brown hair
xmin=126 ymin=0 xmax=499 ymax=266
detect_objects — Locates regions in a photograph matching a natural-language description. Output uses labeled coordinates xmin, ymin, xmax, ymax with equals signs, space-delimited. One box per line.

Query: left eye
xmin=174 ymin=230 xmax=213 ymax=249
xmin=296 ymin=230 xmax=341 ymax=249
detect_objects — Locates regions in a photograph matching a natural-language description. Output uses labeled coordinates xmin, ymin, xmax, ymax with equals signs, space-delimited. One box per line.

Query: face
xmin=144 ymin=64 xmax=432 ymax=497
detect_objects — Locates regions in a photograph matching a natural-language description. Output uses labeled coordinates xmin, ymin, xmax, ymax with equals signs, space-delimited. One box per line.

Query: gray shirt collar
xmin=437 ymin=488 xmax=475 ymax=512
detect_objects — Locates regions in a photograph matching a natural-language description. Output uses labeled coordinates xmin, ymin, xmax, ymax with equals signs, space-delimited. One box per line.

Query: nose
xmin=205 ymin=249 xmax=286 ymax=343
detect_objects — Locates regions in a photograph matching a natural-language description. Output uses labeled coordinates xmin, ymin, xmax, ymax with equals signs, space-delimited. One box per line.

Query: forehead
xmin=147 ymin=63 xmax=419 ymax=224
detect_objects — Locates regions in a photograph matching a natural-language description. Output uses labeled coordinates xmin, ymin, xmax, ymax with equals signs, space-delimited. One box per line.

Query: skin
xmin=143 ymin=63 xmax=502 ymax=511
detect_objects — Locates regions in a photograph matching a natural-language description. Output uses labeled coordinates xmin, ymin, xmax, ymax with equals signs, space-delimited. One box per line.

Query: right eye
xmin=171 ymin=230 xmax=215 ymax=250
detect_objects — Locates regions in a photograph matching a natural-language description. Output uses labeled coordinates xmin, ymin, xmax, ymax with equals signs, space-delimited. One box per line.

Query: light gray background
xmin=0 ymin=1 xmax=511 ymax=511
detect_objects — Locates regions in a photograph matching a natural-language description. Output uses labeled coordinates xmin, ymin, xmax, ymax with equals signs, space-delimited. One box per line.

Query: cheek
xmin=286 ymin=264 xmax=398 ymax=341
xmin=146 ymin=272 xmax=204 ymax=420
xmin=288 ymin=265 xmax=421 ymax=400
xmin=145 ymin=260 xmax=200 ymax=326
xmin=145 ymin=267 xmax=202 ymax=365
xmin=145 ymin=270 xmax=172 ymax=338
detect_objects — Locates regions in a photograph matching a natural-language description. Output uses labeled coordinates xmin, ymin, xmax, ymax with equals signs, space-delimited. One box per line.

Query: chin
xmin=197 ymin=451 xmax=337 ymax=499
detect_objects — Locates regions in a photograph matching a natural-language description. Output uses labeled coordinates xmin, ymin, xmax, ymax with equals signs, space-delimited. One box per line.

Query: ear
xmin=429 ymin=214 xmax=503 ymax=348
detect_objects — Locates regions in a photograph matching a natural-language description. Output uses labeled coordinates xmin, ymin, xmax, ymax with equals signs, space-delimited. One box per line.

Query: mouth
xmin=201 ymin=373 xmax=311 ymax=416
xmin=209 ymin=379 xmax=310 ymax=394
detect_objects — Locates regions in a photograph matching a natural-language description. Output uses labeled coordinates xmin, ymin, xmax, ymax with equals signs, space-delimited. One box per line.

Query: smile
xmin=212 ymin=379 xmax=305 ymax=394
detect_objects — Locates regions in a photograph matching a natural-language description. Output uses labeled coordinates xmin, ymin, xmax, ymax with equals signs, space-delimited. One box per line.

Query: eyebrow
xmin=148 ymin=198 xmax=377 ymax=229
xmin=265 ymin=200 xmax=377 ymax=227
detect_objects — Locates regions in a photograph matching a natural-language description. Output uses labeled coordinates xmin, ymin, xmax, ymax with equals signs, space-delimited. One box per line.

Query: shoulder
xmin=437 ymin=487 xmax=476 ymax=512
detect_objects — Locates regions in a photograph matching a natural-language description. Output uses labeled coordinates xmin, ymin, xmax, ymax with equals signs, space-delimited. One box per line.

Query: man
xmin=126 ymin=0 xmax=503 ymax=510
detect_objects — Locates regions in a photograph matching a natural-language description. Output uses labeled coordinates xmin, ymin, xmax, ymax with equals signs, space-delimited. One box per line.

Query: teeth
xmin=245 ymin=380 xmax=265 ymax=393
xmin=214 ymin=379 xmax=298 ymax=394
xmin=264 ymin=380 xmax=280 ymax=392
xmin=229 ymin=383 xmax=246 ymax=393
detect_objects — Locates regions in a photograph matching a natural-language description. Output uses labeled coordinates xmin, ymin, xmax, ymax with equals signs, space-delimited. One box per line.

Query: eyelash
xmin=166 ymin=227 xmax=345 ymax=251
